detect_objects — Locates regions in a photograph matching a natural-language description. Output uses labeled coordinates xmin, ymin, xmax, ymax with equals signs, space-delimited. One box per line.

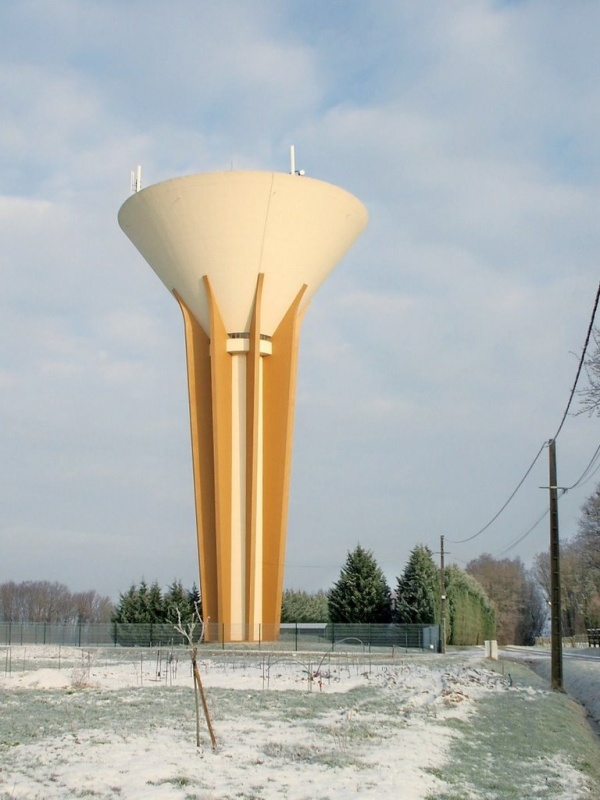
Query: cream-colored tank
xmin=118 ymin=170 xmax=368 ymax=336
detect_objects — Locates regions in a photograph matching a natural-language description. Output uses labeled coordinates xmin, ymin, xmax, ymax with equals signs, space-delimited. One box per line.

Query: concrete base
xmin=484 ymin=639 xmax=498 ymax=660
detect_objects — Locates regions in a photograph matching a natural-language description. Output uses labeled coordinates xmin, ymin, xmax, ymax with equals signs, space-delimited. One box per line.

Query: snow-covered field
xmin=1 ymin=646 xmax=598 ymax=799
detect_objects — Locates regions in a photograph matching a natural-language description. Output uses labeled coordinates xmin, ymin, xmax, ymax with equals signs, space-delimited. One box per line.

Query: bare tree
xmin=467 ymin=554 xmax=545 ymax=645
xmin=0 ymin=581 xmax=18 ymax=621
xmin=533 ymin=482 xmax=600 ymax=636
xmin=71 ymin=591 xmax=114 ymax=623
xmin=174 ymin=606 xmax=217 ymax=750
xmin=575 ymin=484 xmax=600 ymax=573
xmin=0 ymin=581 xmax=114 ymax=623
xmin=580 ymin=329 xmax=600 ymax=417
xmin=534 ymin=543 xmax=600 ymax=636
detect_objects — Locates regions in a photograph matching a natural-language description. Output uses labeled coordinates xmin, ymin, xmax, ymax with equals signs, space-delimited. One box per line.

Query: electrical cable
xmin=552 ymin=279 xmax=600 ymax=441
xmin=494 ymin=506 xmax=550 ymax=557
xmin=573 ymin=451 xmax=600 ymax=489
xmin=448 ymin=280 xmax=600 ymax=550
xmin=447 ymin=440 xmax=547 ymax=544
xmin=494 ymin=486 xmax=570 ymax=557
xmin=563 ymin=441 xmax=600 ymax=491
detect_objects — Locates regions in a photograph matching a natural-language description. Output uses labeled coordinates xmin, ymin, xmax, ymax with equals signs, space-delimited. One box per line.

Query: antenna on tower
xmin=130 ymin=165 xmax=142 ymax=194
xmin=289 ymin=145 xmax=305 ymax=176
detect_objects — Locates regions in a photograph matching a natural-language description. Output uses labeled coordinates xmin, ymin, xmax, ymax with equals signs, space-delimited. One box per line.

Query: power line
xmin=448 ymin=280 xmax=600 ymax=549
xmin=494 ymin=506 xmax=550 ymax=557
xmin=563 ymin=440 xmax=600 ymax=491
xmin=447 ymin=441 xmax=546 ymax=544
xmin=573 ymin=451 xmax=600 ymax=489
xmin=493 ymin=484 xmax=572 ymax=558
xmin=552 ymin=279 xmax=600 ymax=441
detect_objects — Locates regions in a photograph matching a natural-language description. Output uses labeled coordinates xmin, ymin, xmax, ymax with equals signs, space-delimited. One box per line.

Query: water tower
xmin=118 ymin=162 xmax=368 ymax=641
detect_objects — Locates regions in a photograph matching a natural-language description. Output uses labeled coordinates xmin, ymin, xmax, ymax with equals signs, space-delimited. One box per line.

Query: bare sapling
xmin=174 ymin=606 xmax=217 ymax=750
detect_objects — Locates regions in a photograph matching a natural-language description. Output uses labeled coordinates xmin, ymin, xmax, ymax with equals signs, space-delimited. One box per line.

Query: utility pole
xmin=440 ymin=535 xmax=446 ymax=654
xmin=548 ymin=438 xmax=563 ymax=691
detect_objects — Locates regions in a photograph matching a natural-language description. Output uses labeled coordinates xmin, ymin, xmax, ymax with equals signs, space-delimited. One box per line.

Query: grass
xmin=424 ymin=661 xmax=600 ymax=799
xmin=1 ymin=652 xmax=600 ymax=798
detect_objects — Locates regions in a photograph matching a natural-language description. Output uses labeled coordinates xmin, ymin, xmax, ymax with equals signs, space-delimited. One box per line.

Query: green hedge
xmin=445 ymin=565 xmax=495 ymax=645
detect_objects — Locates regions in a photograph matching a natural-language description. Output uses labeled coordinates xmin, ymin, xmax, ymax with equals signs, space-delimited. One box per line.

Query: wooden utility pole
xmin=440 ymin=535 xmax=446 ymax=654
xmin=548 ymin=438 xmax=563 ymax=691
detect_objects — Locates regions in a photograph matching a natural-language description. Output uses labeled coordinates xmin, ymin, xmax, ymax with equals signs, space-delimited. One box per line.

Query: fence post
xmin=78 ymin=623 xmax=82 ymax=648
xmin=295 ymin=623 xmax=298 ymax=652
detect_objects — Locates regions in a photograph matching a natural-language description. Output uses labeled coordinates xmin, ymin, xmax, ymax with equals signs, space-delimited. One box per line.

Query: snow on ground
xmin=509 ymin=646 xmax=600 ymax=735
xmin=0 ymin=646 xmax=593 ymax=799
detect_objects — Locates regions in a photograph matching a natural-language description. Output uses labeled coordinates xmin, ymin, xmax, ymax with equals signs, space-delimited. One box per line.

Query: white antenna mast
xmin=130 ymin=165 xmax=142 ymax=194
xmin=289 ymin=145 xmax=305 ymax=176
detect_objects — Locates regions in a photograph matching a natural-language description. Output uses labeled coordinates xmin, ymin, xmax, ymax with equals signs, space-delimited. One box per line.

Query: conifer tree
xmin=281 ymin=590 xmax=328 ymax=623
xmin=147 ymin=581 xmax=164 ymax=623
xmin=188 ymin=583 xmax=202 ymax=620
xmin=164 ymin=580 xmax=198 ymax=623
xmin=394 ymin=545 xmax=439 ymax=624
xmin=136 ymin=579 xmax=151 ymax=623
xmin=112 ymin=583 xmax=139 ymax=623
xmin=111 ymin=579 xmax=202 ymax=625
xmin=328 ymin=545 xmax=392 ymax=623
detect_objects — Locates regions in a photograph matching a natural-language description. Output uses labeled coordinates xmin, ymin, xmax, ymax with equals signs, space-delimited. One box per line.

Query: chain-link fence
xmin=0 ymin=621 xmax=441 ymax=652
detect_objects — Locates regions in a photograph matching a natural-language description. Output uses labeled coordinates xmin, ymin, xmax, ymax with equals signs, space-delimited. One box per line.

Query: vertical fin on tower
xmin=203 ymin=275 xmax=234 ymax=640
xmin=261 ymin=284 xmax=308 ymax=635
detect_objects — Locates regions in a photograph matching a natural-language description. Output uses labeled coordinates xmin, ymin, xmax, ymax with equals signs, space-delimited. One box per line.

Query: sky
xmin=2 ymin=0 xmax=600 ymax=602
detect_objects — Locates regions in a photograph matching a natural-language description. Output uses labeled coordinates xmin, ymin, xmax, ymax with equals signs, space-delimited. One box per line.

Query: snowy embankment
xmin=518 ymin=648 xmax=600 ymax=734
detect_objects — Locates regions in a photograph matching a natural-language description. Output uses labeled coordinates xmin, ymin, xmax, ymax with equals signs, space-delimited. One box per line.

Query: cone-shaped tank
xmin=118 ymin=171 xmax=368 ymax=335
xmin=118 ymin=170 xmax=368 ymax=642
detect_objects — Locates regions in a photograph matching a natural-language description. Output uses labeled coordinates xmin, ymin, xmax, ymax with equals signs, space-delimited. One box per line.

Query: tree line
xmin=533 ymin=484 xmax=600 ymax=637
xmin=0 ymin=581 xmax=113 ymax=624
xmin=111 ymin=579 xmax=200 ymax=625
xmin=284 ymin=543 xmax=498 ymax=646
xmin=5 ymin=470 xmax=600 ymax=646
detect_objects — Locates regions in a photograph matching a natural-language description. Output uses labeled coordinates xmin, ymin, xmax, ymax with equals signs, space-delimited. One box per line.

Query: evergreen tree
xmin=164 ymin=580 xmax=197 ymax=623
xmin=112 ymin=584 xmax=140 ymax=623
xmin=188 ymin=582 xmax=202 ymax=621
xmin=328 ymin=545 xmax=392 ymax=623
xmin=281 ymin=589 xmax=328 ymax=623
xmin=394 ymin=545 xmax=439 ymax=624
xmin=136 ymin=579 xmax=151 ymax=623
xmin=147 ymin=581 xmax=164 ymax=623
xmin=112 ymin=579 xmax=203 ymax=625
